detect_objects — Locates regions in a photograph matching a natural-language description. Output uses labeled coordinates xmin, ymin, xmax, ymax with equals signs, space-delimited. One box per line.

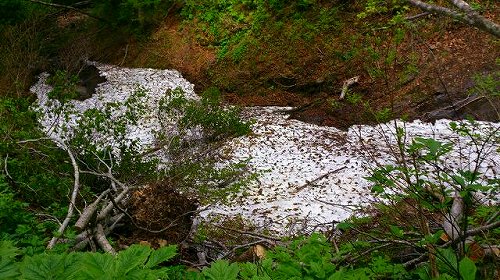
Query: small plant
xmin=345 ymin=91 xmax=363 ymax=105
xmin=373 ymin=107 xmax=393 ymax=123
xmin=47 ymin=70 xmax=79 ymax=103
xmin=469 ymin=70 xmax=500 ymax=97
xmin=160 ymin=87 xmax=252 ymax=142
xmin=328 ymin=98 xmax=342 ymax=109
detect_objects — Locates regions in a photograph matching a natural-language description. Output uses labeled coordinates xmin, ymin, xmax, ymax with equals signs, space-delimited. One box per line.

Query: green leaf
xmin=145 ymin=245 xmax=177 ymax=268
xmin=79 ymin=252 xmax=115 ymax=279
xmin=389 ymin=225 xmax=404 ymax=238
xmin=202 ymin=260 xmax=239 ymax=280
xmin=0 ymin=241 xmax=19 ymax=260
xmin=371 ymin=184 xmax=385 ymax=194
xmin=435 ymin=248 xmax=457 ymax=276
xmin=20 ymin=253 xmax=80 ymax=280
xmin=337 ymin=222 xmax=354 ymax=231
xmin=0 ymin=258 xmax=19 ymax=280
xmin=116 ymin=245 xmax=152 ymax=275
xmin=459 ymin=257 xmax=476 ymax=280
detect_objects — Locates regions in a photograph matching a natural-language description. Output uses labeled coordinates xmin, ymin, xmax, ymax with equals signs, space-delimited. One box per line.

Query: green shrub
xmin=47 ymin=70 xmax=79 ymax=103
xmin=161 ymin=87 xmax=252 ymax=140
xmin=0 ymin=242 xmax=178 ymax=280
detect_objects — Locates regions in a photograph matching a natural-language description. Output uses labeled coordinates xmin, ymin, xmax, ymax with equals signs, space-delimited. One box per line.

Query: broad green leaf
xmin=238 ymin=262 xmax=271 ymax=280
xmin=0 ymin=241 xmax=19 ymax=260
xmin=459 ymin=257 xmax=476 ymax=280
xmin=79 ymin=252 xmax=115 ymax=280
xmin=202 ymin=260 xmax=239 ymax=280
xmin=20 ymin=253 xmax=79 ymax=280
xmin=116 ymin=244 xmax=152 ymax=275
xmin=435 ymin=248 xmax=457 ymax=276
xmin=145 ymin=245 xmax=177 ymax=268
xmin=0 ymin=258 xmax=19 ymax=279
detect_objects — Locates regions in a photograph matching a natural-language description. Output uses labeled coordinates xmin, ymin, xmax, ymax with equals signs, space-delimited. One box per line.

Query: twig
xmin=214 ymin=225 xmax=282 ymax=242
xmin=35 ymin=213 xmax=62 ymax=226
xmin=339 ymin=76 xmax=360 ymax=100
xmin=219 ymin=239 xmax=268 ymax=260
xmin=119 ymin=44 xmax=129 ymax=66
xmin=16 ymin=137 xmax=52 ymax=144
xmin=315 ymin=198 xmax=359 ymax=210
xmin=348 ymin=243 xmax=391 ymax=263
xmin=292 ymin=166 xmax=347 ymax=194
xmin=405 ymin=12 xmax=430 ymax=21
xmin=3 ymin=154 xmax=12 ymax=180
xmin=404 ymin=253 xmax=427 ymax=268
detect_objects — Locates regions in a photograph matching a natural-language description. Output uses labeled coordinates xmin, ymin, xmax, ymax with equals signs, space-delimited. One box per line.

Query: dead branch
xmin=442 ymin=193 xmax=464 ymax=241
xmin=75 ymin=189 xmax=111 ymax=231
xmin=3 ymin=154 xmax=13 ymax=180
xmin=404 ymin=253 xmax=428 ymax=268
xmin=315 ymin=198 xmax=360 ymax=211
xmin=97 ymin=188 xmax=129 ymax=221
xmin=220 ymin=240 xmax=268 ymax=260
xmin=339 ymin=76 xmax=360 ymax=100
xmin=72 ymin=213 xmax=125 ymax=251
xmin=47 ymin=146 xmax=80 ymax=249
xmin=291 ymin=166 xmax=347 ymax=194
xmin=405 ymin=12 xmax=431 ymax=21
xmin=16 ymin=137 xmax=52 ymax=144
xmin=405 ymin=219 xmax=500 ymax=268
xmin=214 ymin=225 xmax=282 ymax=242
xmin=95 ymin=224 xmax=116 ymax=255
xmin=405 ymin=0 xmax=500 ymax=37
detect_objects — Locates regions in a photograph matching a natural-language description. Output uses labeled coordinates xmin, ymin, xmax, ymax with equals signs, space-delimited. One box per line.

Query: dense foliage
xmin=0 ymin=0 xmax=498 ymax=279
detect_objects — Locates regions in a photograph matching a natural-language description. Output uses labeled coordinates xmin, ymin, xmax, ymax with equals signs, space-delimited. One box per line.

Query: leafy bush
xmin=0 ymin=0 xmax=30 ymax=26
xmin=47 ymin=70 xmax=79 ymax=103
xmin=0 ymin=242 xmax=178 ymax=280
xmin=364 ymin=120 xmax=499 ymax=279
xmin=161 ymin=87 xmax=252 ymax=141
xmin=180 ymin=1 xmax=341 ymax=60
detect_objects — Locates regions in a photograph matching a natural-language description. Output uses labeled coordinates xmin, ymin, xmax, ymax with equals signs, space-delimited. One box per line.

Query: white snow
xmin=31 ymin=63 xmax=500 ymax=235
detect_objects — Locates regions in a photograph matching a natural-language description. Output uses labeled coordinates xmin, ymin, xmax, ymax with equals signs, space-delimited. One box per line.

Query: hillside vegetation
xmin=0 ymin=0 xmax=499 ymax=279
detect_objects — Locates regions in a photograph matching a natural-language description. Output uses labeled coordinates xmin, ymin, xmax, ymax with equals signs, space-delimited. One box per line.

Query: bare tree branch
xmin=95 ymin=224 xmax=116 ymax=255
xmin=405 ymin=0 xmax=500 ymax=37
xmin=47 ymin=146 xmax=80 ymax=249
xmin=75 ymin=189 xmax=111 ymax=231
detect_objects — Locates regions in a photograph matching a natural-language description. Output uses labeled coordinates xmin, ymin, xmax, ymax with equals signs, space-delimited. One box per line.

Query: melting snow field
xmin=31 ymin=63 xmax=500 ymax=235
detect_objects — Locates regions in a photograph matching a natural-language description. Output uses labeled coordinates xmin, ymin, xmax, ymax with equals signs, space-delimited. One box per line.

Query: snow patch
xmin=31 ymin=64 xmax=500 ymax=235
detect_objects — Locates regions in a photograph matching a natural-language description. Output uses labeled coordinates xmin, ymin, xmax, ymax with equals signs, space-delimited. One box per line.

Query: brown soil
xmin=116 ymin=181 xmax=198 ymax=251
